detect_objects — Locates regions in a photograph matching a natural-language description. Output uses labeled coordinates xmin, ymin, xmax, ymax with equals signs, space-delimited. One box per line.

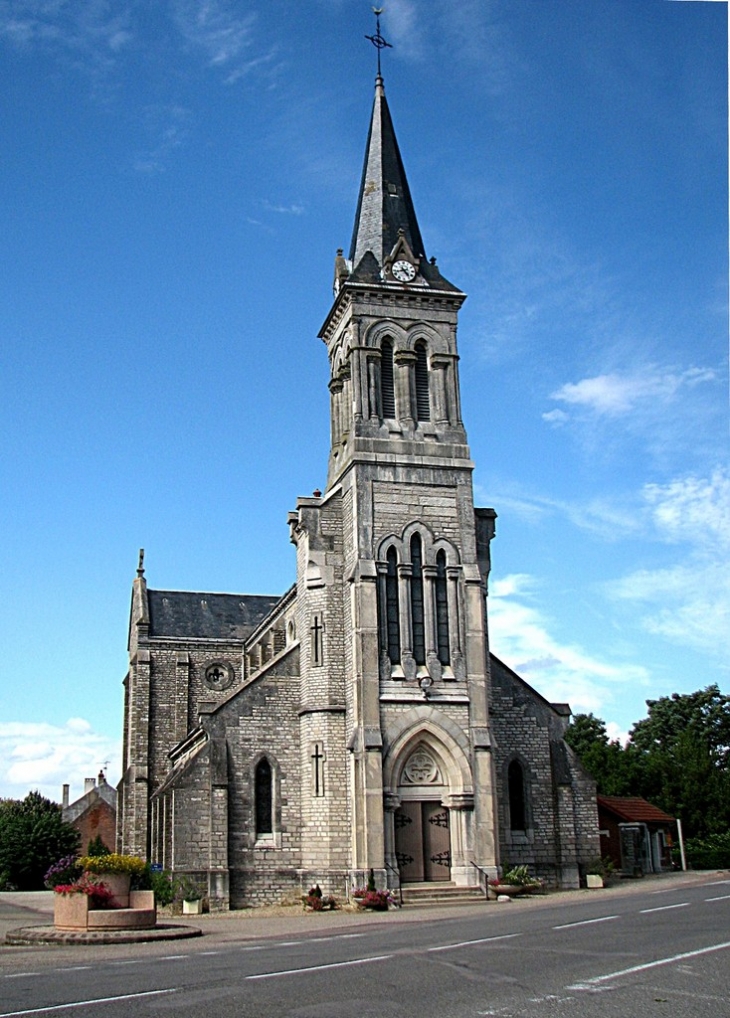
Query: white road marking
xmin=3 ymin=974 xmax=41 ymax=980
xmin=426 ymin=933 xmax=521 ymax=953
xmin=246 ymin=954 xmax=392 ymax=980
xmin=567 ymin=939 xmax=730 ymax=991
xmin=706 ymin=894 xmax=730 ymax=902
xmin=0 ymin=988 xmax=176 ymax=1017
xmin=639 ymin=902 xmax=689 ymax=914
xmin=553 ymin=915 xmax=619 ymax=930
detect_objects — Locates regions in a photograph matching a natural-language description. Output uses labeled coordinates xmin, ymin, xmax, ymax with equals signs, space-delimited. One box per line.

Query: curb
xmin=5 ymin=924 xmax=202 ymax=946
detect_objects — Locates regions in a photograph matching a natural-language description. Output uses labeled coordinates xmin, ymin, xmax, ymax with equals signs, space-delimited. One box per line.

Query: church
xmin=117 ymin=67 xmax=600 ymax=909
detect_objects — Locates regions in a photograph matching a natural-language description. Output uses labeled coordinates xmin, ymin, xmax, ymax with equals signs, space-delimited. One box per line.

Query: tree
xmin=629 ymin=685 xmax=730 ymax=838
xmin=0 ymin=791 xmax=80 ymax=890
xmin=565 ymin=687 xmax=730 ymax=840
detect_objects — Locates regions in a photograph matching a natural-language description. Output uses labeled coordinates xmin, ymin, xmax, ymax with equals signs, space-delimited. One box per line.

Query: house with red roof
xmin=597 ymin=795 xmax=676 ymax=875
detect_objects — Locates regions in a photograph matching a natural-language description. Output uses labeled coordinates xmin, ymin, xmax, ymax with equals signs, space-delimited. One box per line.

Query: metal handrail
xmin=469 ymin=860 xmax=491 ymax=900
xmin=384 ymin=861 xmax=403 ymax=905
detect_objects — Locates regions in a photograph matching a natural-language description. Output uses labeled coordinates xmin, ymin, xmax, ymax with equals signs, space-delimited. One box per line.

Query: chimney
xmin=98 ymin=770 xmax=106 ymax=786
xmin=84 ymin=777 xmax=96 ymax=794
xmin=62 ymin=784 xmax=70 ymax=809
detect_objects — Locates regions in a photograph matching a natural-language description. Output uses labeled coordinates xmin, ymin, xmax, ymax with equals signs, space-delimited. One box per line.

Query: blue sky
xmin=1 ymin=0 xmax=727 ymax=804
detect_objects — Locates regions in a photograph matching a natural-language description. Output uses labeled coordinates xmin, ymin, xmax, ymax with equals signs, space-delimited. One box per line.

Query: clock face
xmin=392 ymin=259 xmax=416 ymax=282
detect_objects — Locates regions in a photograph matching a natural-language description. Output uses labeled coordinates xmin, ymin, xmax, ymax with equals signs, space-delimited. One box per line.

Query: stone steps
xmin=399 ymin=882 xmax=488 ymax=906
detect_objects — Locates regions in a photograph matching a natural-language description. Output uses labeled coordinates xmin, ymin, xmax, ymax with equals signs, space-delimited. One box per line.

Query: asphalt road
xmin=1 ymin=874 xmax=729 ymax=1017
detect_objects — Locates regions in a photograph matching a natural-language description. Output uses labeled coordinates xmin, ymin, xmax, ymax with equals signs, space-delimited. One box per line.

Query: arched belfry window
xmin=414 ymin=342 xmax=430 ymax=422
xmin=385 ymin=547 xmax=401 ymax=664
xmin=255 ymin=757 xmax=273 ymax=837
xmin=435 ymin=550 xmax=450 ymax=666
xmin=381 ymin=340 xmax=396 ymax=419
xmin=508 ymin=759 xmax=526 ymax=831
xmin=410 ymin=534 xmax=426 ymax=666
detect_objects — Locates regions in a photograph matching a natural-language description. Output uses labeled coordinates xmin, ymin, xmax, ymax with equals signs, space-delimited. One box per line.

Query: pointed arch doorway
xmin=394 ymin=747 xmax=451 ymax=882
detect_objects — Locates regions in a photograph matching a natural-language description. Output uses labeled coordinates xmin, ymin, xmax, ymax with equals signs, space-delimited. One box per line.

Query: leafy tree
xmin=566 ymin=686 xmax=730 ymax=840
xmin=0 ymin=791 xmax=80 ymax=890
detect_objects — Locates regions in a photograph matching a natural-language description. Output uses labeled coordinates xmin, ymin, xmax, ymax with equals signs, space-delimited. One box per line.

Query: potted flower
xmin=491 ymin=865 xmax=542 ymax=897
xmin=175 ymin=875 xmax=205 ymax=914
xmin=585 ymin=857 xmax=613 ymax=889
xmin=76 ymin=854 xmax=146 ymax=909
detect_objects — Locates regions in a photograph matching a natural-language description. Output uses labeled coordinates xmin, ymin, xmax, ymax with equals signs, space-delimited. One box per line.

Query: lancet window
xmin=385 ymin=546 xmax=401 ymax=663
xmin=255 ymin=757 xmax=273 ymax=837
xmin=508 ymin=759 xmax=527 ymax=832
xmin=435 ymin=550 xmax=450 ymax=666
xmin=410 ymin=534 xmax=426 ymax=666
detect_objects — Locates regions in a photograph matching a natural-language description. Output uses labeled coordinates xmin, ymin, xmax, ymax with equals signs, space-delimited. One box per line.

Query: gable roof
xmin=62 ymin=782 xmax=117 ymax=824
xmin=147 ymin=590 xmax=282 ymax=641
xmin=597 ymin=795 xmax=675 ymax=825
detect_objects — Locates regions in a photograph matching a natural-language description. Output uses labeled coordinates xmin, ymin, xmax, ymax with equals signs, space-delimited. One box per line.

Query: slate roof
xmin=597 ymin=795 xmax=675 ymax=825
xmin=147 ymin=590 xmax=282 ymax=641
xmin=349 ymin=75 xmax=425 ymax=270
xmin=63 ymin=782 xmax=117 ymax=824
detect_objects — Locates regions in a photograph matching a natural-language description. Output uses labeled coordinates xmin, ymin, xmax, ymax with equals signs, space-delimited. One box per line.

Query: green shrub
xmin=86 ymin=835 xmax=111 ymax=857
xmin=148 ymin=868 xmax=175 ymax=905
xmin=684 ymin=832 xmax=730 ymax=870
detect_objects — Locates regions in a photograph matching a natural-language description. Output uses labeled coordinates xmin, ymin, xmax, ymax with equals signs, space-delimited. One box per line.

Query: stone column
xmin=397 ymin=563 xmax=416 ymax=681
xmin=376 ymin=561 xmax=391 ymax=679
xmin=430 ymin=355 xmax=450 ymax=425
xmin=447 ymin=567 xmax=465 ymax=680
xmin=329 ymin=376 xmax=343 ymax=446
xmin=366 ymin=353 xmax=381 ymax=421
xmin=423 ymin=564 xmax=442 ymax=681
xmin=394 ymin=350 xmax=416 ymax=428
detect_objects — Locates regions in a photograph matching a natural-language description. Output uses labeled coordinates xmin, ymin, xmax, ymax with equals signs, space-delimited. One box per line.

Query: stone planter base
xmin=182 ymin=899 xmax=203 ymax=915
xmin=586 ymin=874 xmax=604 ymax=889
xmin=54 ymin=890 xmax=156 ymax=931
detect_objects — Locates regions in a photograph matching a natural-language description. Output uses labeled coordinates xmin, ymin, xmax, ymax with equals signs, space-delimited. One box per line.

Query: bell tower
xmin=307 ymin=57 xmax=499 ymax=885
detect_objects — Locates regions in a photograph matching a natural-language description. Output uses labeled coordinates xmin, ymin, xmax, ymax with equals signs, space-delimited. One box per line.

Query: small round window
xmin=204 ymin=661 xmax=234 ymax=691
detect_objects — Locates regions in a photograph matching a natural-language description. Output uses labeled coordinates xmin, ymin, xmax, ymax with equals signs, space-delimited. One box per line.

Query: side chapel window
xmin=255 ymin=757 xmax=273 ymax=837
xmin=410 ymin=534 xmax=426 ymax=666
xmin=414 ymin=342 xmax=430 ymax=421
xmin=381 ymin=340 xmax=396 ymax=419
xmin=385 ymin=547 xmax=401 ymax=663
xmin=508 ymin=759 xmax=527 ymax=831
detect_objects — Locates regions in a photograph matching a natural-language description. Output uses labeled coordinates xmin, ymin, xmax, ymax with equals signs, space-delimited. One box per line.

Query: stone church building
xmin=118 ymin=73 xmax=599 ymax=908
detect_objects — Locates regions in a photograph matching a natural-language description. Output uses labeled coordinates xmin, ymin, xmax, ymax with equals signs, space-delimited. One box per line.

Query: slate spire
xmin=348 ymin=75 xmax=426 ymax=272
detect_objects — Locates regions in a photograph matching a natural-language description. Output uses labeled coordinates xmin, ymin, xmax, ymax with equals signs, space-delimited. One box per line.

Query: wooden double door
xmin=394 ymin=800 xmax=451 ymax=882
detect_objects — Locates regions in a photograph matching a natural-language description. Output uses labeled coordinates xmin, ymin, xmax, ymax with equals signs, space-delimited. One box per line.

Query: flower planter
xmin=491 ymin=884 xmax=528 ymax=897
xmin=182 ymin=898 xmax=203 ymax=915
xmin=86 ymin=872 xmax=131 ymax=908
xmin=586 ymin=874 xmax=604 ymax=889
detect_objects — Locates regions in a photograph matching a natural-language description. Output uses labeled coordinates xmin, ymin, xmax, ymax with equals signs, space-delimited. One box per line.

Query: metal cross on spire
xmin=365 ymin=6 xmax=392 ymax=76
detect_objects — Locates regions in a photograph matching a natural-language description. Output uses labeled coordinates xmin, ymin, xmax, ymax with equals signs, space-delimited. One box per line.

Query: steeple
xmin=349 ymin=75 xmax=425 ymax=274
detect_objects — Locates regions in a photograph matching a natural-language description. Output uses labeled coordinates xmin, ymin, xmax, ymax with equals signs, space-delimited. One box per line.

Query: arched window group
xmin=379 ymin=532 xmax=463 ymax=684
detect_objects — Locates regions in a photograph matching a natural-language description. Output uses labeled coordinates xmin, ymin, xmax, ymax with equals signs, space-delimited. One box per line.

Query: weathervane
xmin=365 ymin=6 xmax=392 ymax=76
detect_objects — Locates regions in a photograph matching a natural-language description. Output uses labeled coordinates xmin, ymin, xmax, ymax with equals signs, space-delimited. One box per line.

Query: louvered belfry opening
xmin=381 ymin=340 xmax=396 ymax=419
xmin=415 ymin=342 xmax=430 ymax=421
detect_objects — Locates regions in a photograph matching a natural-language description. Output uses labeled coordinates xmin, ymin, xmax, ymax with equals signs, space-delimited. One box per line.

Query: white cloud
xmin=171 ymin=0 xmax=255 ymax=67
xmin=0 ymin=1 xmax=133 ymax=60
xmin=0 ymin=719 xmax=121 ymax=803
xmin=549 ymin=365 xmax=717 ymax=418
xmin=606 ymin=469 xmax=730 ymax=658
xmin=489 ymin=573 xmax=650 ymax=716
